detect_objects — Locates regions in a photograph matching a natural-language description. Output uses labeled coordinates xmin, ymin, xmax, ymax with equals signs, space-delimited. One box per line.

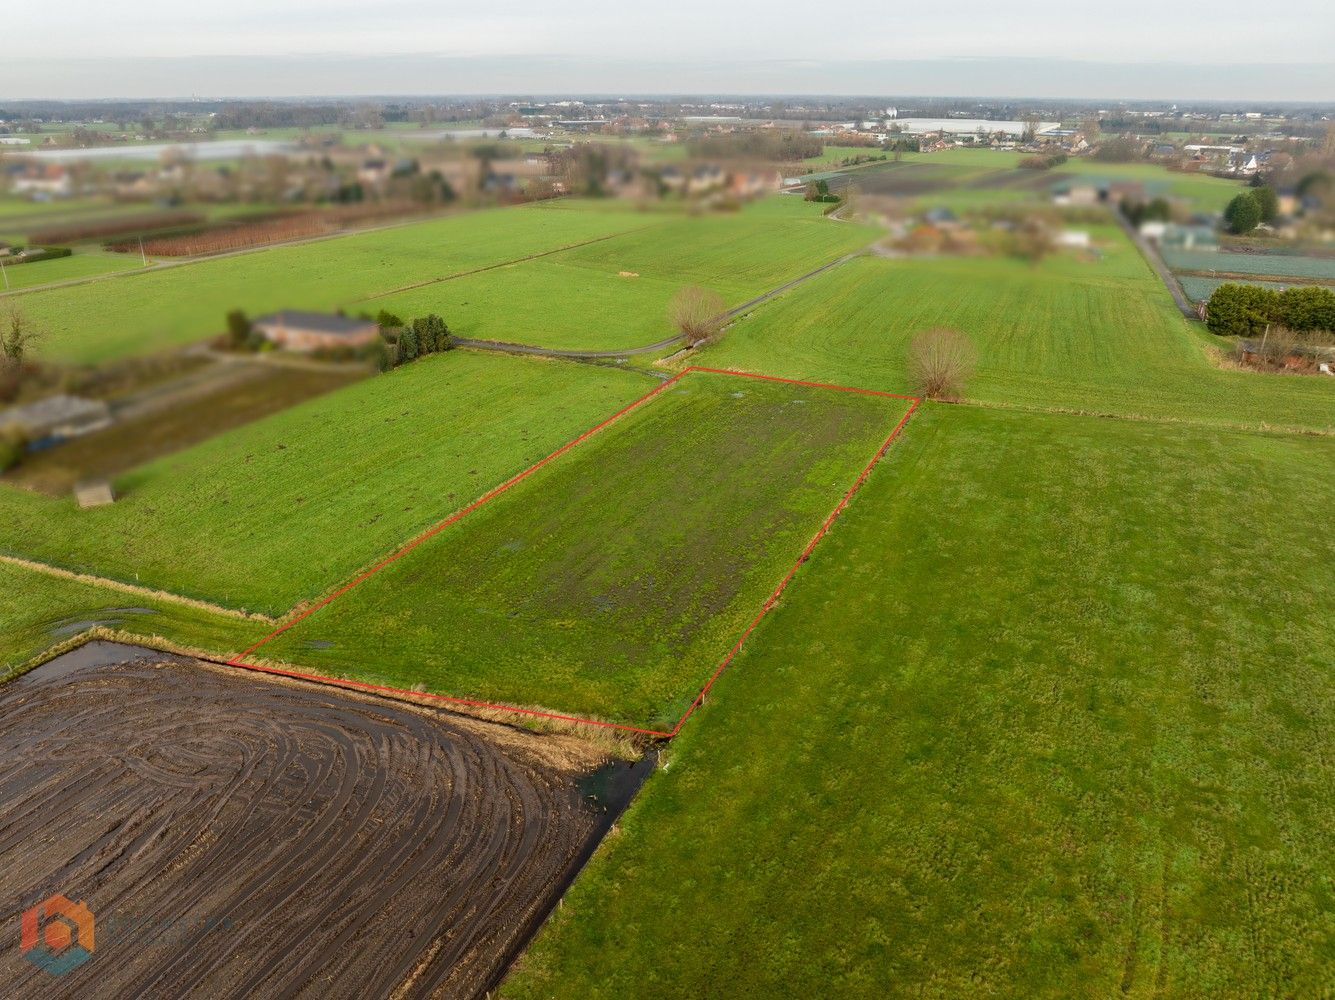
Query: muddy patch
xmin=45 ymin=606 xmax=158 ymax=638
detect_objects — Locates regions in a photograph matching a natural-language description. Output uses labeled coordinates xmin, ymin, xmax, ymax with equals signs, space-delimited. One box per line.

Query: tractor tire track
xmin=0 ymin=646 xmax=619 ymax=1000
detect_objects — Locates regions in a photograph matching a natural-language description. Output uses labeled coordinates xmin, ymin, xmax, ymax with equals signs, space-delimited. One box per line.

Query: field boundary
xmin=227 ymin=367 xmax=920 ymax=737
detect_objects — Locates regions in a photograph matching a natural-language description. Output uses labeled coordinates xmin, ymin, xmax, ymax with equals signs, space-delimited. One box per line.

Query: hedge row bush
xmin=1206 ymin=283 xmax=1335 ymax=337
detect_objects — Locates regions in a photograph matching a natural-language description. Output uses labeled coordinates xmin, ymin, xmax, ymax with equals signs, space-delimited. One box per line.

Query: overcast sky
xmin=5 ymin=0 xmax=1334 ymax=101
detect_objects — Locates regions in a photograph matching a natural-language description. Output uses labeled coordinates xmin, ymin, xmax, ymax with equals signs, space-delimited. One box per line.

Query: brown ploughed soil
xmin=0 ymin=646 xmax=621 ymax=998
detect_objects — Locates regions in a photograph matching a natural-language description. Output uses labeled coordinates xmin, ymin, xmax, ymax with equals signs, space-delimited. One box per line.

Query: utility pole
xmin=138 ymin=235 xmax=148 ymax=267
xmin=0 ymin=257 xmax=8 ymax=291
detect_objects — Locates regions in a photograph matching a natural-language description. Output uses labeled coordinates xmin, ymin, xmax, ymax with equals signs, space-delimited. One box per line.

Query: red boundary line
xmin=227 ymin=367 xmax=920 ymax=738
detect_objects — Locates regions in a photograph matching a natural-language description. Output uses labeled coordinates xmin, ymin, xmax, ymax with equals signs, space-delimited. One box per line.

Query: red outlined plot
xmin=228 ymin=367 xmax=920 ymax=738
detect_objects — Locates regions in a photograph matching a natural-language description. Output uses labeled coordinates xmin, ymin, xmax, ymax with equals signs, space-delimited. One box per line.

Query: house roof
xmin=254 ymin=311 xmax=377 ymax=336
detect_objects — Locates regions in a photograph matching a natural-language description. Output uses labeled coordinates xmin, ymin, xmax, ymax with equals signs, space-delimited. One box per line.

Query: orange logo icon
xmin=20 ymin=894 xmax=95 ymax=976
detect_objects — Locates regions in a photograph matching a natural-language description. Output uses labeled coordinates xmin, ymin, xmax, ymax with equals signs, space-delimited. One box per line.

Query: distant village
xmin=2 ymin=97 xmax=1331 ymax=211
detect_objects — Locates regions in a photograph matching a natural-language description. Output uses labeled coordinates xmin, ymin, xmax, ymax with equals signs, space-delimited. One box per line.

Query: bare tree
xmin=1256 ymin=324 xmax=1299 ymax=368
xmin=669 ymin=287 xmax=727 ymax=346
xmin=2 ymin=304 xmax=40 ymax=371
xmin=907 ymin=328 xmax=977 ymax=401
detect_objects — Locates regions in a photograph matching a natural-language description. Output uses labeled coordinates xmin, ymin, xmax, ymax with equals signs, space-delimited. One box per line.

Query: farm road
xmin=1114 ymin=208 xmax=1198 ymax=318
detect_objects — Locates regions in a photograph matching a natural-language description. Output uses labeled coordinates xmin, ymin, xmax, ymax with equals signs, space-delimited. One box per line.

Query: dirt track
xmin=0 ymin=644 xmax=630 ymax=999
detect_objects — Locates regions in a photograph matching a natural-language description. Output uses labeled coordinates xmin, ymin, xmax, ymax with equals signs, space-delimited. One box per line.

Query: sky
xmin=5 ymin=0 xmax=1334 ymax=101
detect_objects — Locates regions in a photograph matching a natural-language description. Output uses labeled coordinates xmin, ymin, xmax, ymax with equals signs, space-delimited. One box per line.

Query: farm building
xmin=252 ymin=311 xmax=380 ymax=352
xmin=0 ymin=394 xmax=112 ymax=444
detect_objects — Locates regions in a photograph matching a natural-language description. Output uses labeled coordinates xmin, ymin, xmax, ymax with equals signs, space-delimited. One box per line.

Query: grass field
xmin=1055 ymin=158 xmax=1246 ymax=213
xmin=801 ymin=145 xmax=894 ymax=168
xmin=13 ymin=197 xmax=868 ymax=363
xmin=12 ymin=201 xmax=657 ymax=364
xmin=4 ymin=172 xmax=1331 ymax=995
xmin=823 ymin=150 xmax=1247 ymax=214
xmin=0 ymin=251 xmax=142 ymax=291
xmin=505 ymin=404 xmax=1335 ymax=998
xmin=373 ymin=201 xmax=876 ymax=350
xmin=693 ymin=226 xmax=1335 ymax=433
xmin=0 ymin=560 xmax=265 ymax=675
xmin=255 ymin=371 xmax=912 ymax=728
xmin=0 ymin=352 xmax=652 ymax=614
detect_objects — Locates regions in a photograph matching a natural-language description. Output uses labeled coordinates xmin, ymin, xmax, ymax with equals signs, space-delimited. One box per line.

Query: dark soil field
xmin=0 ymin=642 xmax=633 ymax=999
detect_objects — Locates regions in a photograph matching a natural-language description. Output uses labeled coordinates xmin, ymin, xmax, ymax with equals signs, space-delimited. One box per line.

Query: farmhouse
xmin=252 ymin=311 xmax=380 ymax=351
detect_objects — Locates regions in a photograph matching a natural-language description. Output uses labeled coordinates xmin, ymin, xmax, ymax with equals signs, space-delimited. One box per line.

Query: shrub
xmin=397 ymin=326 xmax=419 ymax=363
xmin=668 ymin=287 xmax=727 ymax=346
xmin=225 ymin=309 xmax=251 ymax=349
xmin=1224 ymin=192 xmax=1261 ymax=235
xmin=1019 ymin=153 xmax=1068 ymax=171
xmin=0 ymin=428 xmax=25 ymax=472
xmin=370 ymin=337 xmax=392 ymax=373
xmin=376 ymin=309 xmax=404 ymax=330
xmin=1275 ymin=285 xmax=1335 ymax=333
xmin=410 ymin=314 xmax=451 ymax=354
xmin=907 ymin=328 xmax=977 ymax=400
xmin=1250 ymin=185 xmax=1279 ymax=223
xmin=1006 ymin=218 xmax=1054 ymax=265
xmin=9 ymin=246 xmax=72 ymax=264
xmin=1206 ymin=283 xmax=1279 ymax=337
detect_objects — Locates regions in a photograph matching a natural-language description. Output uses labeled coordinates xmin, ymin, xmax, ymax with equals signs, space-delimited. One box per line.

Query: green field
xmin=4 ymin=171 xmax=1333 ymax=997
xmin=374 ymin=201 xmax=876 ymax=350
xmin=505 ymin=404 xmax=1335 ymax=998
xmin=13 ymin=197 xmax=868 ymax=363
xmin=693 ymin=226 xmax=1335 ymax=433
xmin=823 ymin=149 xmax=1246 ymax=214
xmin=12 ymin=201 xmax=656 ymax=364
xmin=1055 ymin=158 xmax=1245 ymax=212
xmin=0 ymin=352 xmax=651 ymax=614
xmin=0 ymin=251 xmax=141 ymax=291
xmin=0 ymin=560 xmax=266 ymax=674
xmin=257 ymin=371 xmax=911 ymax=727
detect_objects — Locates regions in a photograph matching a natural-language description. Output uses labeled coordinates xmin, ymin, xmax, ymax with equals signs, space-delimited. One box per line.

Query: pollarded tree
xmin=907 ymin=328 xmax=977 ymax=401
xmin=668 ymin=287 xmax=727 ymax=346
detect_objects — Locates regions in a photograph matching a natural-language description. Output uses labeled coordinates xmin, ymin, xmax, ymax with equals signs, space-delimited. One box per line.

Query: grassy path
xmin=0 ymin=554 xmax=271 ymax=622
